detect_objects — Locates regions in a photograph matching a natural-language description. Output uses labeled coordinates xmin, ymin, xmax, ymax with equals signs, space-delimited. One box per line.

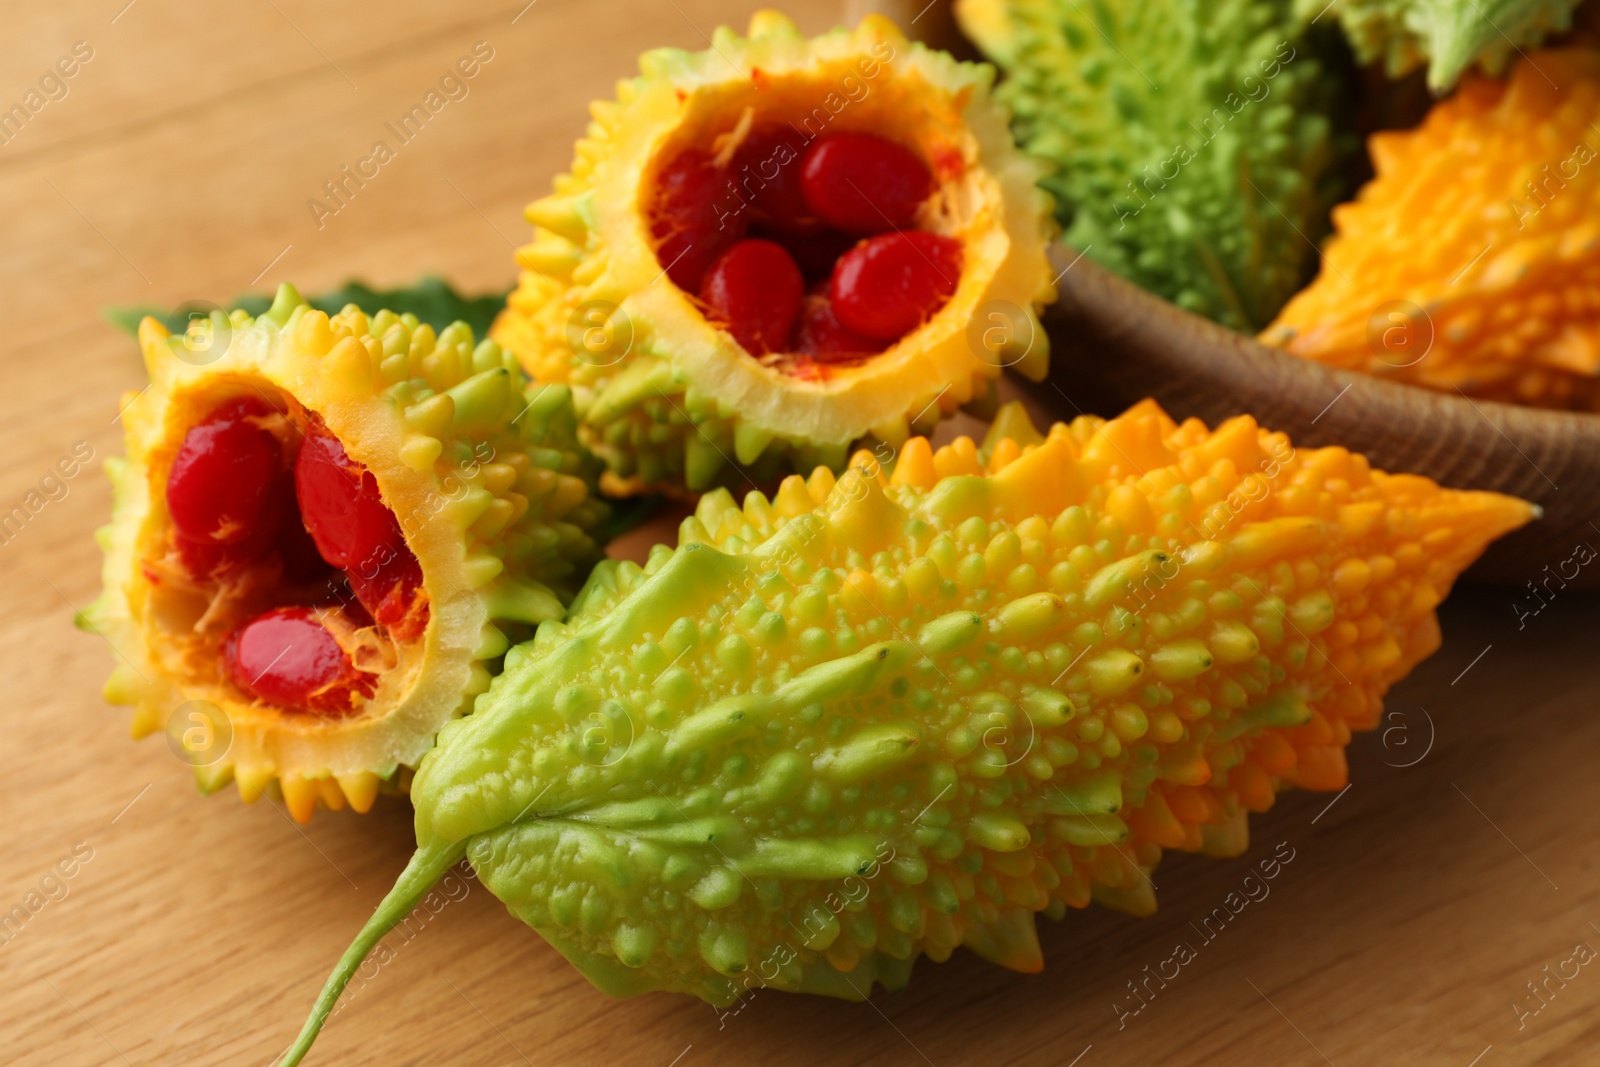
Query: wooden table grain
xmin=2 ymin=3 xmax=1597 ymax=1065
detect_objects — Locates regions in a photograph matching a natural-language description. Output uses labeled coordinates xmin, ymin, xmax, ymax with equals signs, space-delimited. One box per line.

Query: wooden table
xmin=3 ymin=2 xmax=1597 ymax=1064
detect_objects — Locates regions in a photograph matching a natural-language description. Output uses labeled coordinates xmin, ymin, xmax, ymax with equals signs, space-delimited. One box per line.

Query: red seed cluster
xmin=165 ymin=400 xmax=427 ymax=714
xmin=647 ymin=127 xmax=961 ymax=363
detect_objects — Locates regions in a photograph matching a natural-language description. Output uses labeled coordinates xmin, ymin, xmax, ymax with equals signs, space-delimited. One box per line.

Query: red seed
xmin=800 ymin=133 xmax=933 ymax=236
xmin=167 ymin=397 xmax=281 ymax=544
xmin=830 ymin=231 xmax=963 ymax=341
xmin=700 ymin=239 xmax=804 ymax=355
xmin=294 ymin=424 xmax=425 ymax=634
xmin=793 ymin=294 xmax=887 ymax=362
xmin=224 ymin=606 xmax=372 ymax=713
xmin=167 ymin=397 xmax=285 ymax=576
xmin=349 ymin=548 xmax=426 ymax=640
xmin=729 ymin=125 xmax=818 ymax=235
xmin=293 ymin=426 xmax=402 ymax=568
xmin=650 ymin=148 xmax=744 ymax=291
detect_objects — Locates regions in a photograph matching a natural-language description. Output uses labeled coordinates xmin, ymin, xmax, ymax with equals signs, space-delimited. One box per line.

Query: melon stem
xmin=280 ymin=839 xmax=467 ymax=1066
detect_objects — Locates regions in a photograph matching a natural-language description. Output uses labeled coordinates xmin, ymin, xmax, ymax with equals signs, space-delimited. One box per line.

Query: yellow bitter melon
xmin=80 ymin=284 xmax=607 ymax=821
xmin=281 ymin=399 xmax=1530 ymax=1062
xmin=491 ymin=11 xmax=1056 ymax=494
xmin=1261 ymin=49 xmax=1600 ymax=411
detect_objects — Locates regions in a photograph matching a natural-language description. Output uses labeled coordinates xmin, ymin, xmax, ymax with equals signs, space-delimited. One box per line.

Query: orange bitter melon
xmin=1261 ymin=48 xmax=1600 ymax=411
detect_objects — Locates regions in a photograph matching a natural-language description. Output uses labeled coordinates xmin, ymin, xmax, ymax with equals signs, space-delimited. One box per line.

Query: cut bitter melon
xmin=491 ymin=11 xmax=1056 ymax=493
xmin=81 ymin=284 xmax=608 ymax=821
xmin=282 ymin=399 xmax=1531 ymax=1061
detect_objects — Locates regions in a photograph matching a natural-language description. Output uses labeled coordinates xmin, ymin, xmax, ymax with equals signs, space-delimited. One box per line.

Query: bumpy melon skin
xmin=956 ymin=0 xmax=1352 ymax=332
xmin=1261 ymin=49 xmax=1600 ymax=411
xmin=1302 ymin=0 xmax=1583 ymax=90
xmin=491 ymin=11 xmax=1057 ymax=494
xmin=399 ymin=400 xmax=1531 ymax=1005
xmin=81 ymin=285 xmax=608 ymax=822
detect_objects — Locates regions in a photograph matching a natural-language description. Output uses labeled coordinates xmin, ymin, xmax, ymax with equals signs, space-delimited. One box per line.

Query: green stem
xmin=280 ymin=839 xmax=467 ymax=1066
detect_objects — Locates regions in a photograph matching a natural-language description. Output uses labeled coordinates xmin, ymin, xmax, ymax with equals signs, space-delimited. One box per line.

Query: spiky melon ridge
xmin=956 ymin=0 xmax=1351 ymax=332
xmin=1262 ymin=49 xmax=1600 ymax=411
xmin=491 ymin=10 xmax=1057 ymax=493
xmin=1302 ymin=0 xmax=1583 ymax=90
xmin=81 ymin=284 xmax=608 ymax=821
xmin=333 ymin=399 xmax=1530 ymax=1015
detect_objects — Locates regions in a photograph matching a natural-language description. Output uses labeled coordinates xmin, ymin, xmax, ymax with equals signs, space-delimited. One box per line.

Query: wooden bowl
xmin=849 ymin=0 xmax=1600 ymax=588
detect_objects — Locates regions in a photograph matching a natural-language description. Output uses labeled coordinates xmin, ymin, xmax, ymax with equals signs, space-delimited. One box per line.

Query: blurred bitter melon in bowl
xmin=955 ymin=0 xmax=1354 ymax=332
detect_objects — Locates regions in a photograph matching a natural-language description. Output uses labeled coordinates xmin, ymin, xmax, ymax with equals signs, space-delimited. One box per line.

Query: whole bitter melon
xmin=281 ymin=399 xmax=1531 ymax=1062
xmin=956 ymin=0 xmax=1352 ymax=331
xmin=1261 ymin=49 xmax=1600 ymax=411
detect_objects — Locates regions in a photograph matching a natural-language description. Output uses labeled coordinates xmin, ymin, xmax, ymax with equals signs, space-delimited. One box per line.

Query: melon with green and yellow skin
xmin=279 ymin=400 xmax=1532 ymax=1065
xmin=81 ymin=284 xmax=608 ymax=822
xmin=491 ymin=10 xmax=1057 ymax=495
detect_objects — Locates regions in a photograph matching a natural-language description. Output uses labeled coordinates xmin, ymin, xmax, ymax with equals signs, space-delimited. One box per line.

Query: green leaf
xmin=103 ymin=275 xmax=510 ymax=340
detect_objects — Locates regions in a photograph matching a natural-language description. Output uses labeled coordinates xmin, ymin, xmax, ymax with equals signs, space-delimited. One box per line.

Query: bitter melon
xmin=1304 ymin=0 xmax=1584 ymax=90
xmin=955 ymin=0 xmax=1352 ymax=331
xmin=1261 ymin=49 xmax=1600 ymax=411
xmin=491 ymin=11 xmax=1056 ymax=494
xmin=80 ymin=284 xmax=607 ymax=821
xmin=282 ymin=399 xmax=1531 ymax=1061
